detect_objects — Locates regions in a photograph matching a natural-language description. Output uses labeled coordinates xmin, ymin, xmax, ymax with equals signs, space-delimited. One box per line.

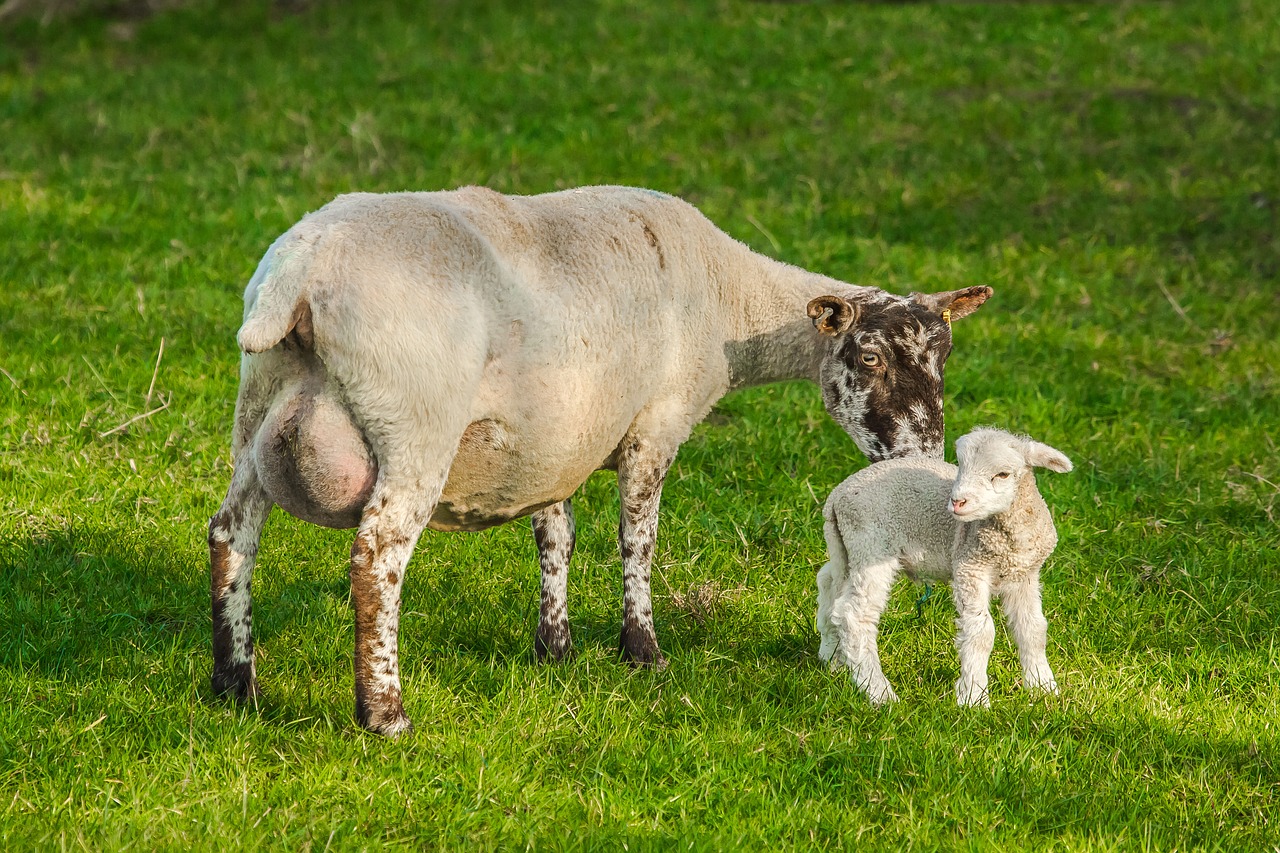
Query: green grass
xmin=1 ymin=0 xmax=1278 ymax=848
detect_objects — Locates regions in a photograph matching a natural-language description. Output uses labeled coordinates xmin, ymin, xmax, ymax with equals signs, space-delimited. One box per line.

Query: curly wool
xmin=816 ymin=427 xmax=1072 ymax=706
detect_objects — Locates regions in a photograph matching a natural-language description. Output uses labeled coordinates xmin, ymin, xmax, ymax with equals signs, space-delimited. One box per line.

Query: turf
xmin=1 ymin=0 xmax=1277 ymax=848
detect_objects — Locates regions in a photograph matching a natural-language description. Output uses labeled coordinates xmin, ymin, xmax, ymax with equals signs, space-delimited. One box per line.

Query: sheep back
xmin=824 ymin=457 xmax=958 ymax=579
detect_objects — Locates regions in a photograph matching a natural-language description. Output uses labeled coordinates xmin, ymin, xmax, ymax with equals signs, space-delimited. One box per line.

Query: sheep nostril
xmin=951 ymin=498 xmax=967 ymax=512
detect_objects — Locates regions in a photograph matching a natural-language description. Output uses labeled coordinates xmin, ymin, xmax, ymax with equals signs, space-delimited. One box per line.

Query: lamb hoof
xmin=868 ymin=687 xmax=900 ymax=706
xmin=956 ymin=683 xmax=991 ymax=708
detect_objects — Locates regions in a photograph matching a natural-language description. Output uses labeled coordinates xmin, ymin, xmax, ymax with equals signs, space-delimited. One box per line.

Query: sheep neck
xmin=715 ymin=249 xmax=860 ymax=391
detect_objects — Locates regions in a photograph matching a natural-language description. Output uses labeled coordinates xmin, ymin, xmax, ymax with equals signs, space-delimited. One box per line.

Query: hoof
xmin=211 ymin=664 xmax=260 ymax=703
xmin=361 ymin=712 xmax=415 ymax=738
xmin=619 ymin=630 xmax=668 ymax=671
xmin=356 ymin=689 xmax=413 ymax=737
xmin=534 ymin=624 xmax=573 ymax=663
xmin=357 ymin=704 xmax=414 ymax=738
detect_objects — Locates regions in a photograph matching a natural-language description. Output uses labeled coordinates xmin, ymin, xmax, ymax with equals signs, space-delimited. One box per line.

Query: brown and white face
xmin=807 ymin=286 xmax=993 ymax=462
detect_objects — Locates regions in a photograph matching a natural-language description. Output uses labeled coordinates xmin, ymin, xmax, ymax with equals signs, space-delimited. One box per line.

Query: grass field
xmin=2 ymin=0 xmax=1278 ymax=848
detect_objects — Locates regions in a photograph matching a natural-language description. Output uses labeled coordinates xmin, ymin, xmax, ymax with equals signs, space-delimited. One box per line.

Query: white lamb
xmin=816 ymin=427 xmax=1072 ymax=707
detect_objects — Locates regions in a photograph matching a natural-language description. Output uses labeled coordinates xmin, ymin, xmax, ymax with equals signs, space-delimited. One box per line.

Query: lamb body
xmin=816 ymin=427 xmax=1072 ymax=706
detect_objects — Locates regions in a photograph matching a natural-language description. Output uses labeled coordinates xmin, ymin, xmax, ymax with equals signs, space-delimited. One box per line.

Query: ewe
xmin=817 ymin=427 xmax=1072 ymax=706
xmin=211 ymin=185 xmax=992 ymax=735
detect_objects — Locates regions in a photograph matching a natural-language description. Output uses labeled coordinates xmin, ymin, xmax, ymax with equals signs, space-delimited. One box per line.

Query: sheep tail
xmin=237 ymin=228 xmax=319 ymax=354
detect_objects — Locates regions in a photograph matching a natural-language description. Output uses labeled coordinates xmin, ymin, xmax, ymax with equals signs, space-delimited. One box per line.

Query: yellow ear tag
xmin=942 ymin=308 xmax=952 ymax=326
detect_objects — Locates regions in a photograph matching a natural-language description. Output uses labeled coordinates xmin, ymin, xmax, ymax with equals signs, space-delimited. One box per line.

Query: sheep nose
xmin=951 ymin=498 xmax=967 ymax=513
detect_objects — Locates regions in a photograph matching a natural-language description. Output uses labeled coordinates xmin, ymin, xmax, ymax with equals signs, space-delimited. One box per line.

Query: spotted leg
xmin=348 ymin=483 xmax=434 ymax=737
xmin=533 ymin=499 xmax=576 ymax=662
xmin=616 ymin=439 xmax=675 ymax=668
xmin=209 ymin=462 xmax=273 ymax=702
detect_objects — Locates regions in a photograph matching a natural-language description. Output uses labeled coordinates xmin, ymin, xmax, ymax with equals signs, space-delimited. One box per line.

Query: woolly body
xmin=210 ymin=185 xmax=992 ymax=735
xmin=817 ymin=427 xmax=1070 ymax=706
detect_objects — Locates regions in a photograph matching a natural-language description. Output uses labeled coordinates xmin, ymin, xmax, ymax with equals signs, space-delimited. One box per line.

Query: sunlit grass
xmin=1 ymin=0 xmax=1277 ymax=848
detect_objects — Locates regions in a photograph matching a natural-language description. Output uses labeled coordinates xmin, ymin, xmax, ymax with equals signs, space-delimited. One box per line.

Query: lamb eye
xmin=993 ymin=472 xmax=1011 ymax=481
xmin=860 ymin=352 xmax=882 ymax=368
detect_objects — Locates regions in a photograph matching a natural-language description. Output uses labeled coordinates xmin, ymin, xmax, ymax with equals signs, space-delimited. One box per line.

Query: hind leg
xmin=816 ymin=560 xmax=842 ymax=665
xmin=209 ymin=461 xmax=273 ymax=701
xmin=348 ymin=476 xmax=440 ymax=737
xmin=533 ymin=499 xmax=575 ymax=662
xmin=830 ymin=555 xmax=900 ymax=704
xmin=816 ymin=516 xmax=849 ymax=665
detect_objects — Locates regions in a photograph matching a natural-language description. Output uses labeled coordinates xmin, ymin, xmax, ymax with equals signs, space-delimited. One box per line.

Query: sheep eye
xmin=993 ymin=472 xmax=1011 ymax=481
xmin=860 ymin=352 xmax=882 ymax=368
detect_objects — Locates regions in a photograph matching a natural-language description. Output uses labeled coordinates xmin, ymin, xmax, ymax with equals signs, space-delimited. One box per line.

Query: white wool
xmin=817 ymin=427 xmax=1072 ymax=706
xmin=211 ymin=184 xmax=993 ymax=736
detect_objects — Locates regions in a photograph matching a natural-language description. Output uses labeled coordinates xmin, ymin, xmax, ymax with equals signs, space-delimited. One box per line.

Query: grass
xmin=1 ymin=0 xmax=1278 ymax=848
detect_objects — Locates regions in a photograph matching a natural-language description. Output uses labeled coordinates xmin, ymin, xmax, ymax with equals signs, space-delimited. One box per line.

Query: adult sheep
xmin=209 ymin=185 xmax=992 ymax=735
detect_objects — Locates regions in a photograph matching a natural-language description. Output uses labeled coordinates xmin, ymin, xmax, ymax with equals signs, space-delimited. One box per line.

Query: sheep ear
xmin=807 ymin=295 xmax=860 ymax=336
xmin=1024 ymin=440 xmax=1073 ymax=473
xmin=910 ymin=285 xmax=994 ymax=321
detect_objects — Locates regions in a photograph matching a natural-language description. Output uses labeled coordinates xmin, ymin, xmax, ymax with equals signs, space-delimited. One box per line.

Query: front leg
xmin=616 ymin=438 xmax=676 ymax=668
xmin=532 ymin=499 xmax=575 ymax=662
xmin=999 ymin=570 xmax=1058 ymax=694
xmin=953 ymin=569 xmax=995 ymax=707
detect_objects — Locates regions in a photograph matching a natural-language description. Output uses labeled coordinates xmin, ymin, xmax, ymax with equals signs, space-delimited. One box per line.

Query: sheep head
xmin=808 ymin=287 xmax=993 ymax=463
xmin=949 ymin=427 xmax=1072 ymax=521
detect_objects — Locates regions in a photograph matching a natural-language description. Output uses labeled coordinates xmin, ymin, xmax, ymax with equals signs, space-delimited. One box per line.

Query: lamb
xmin=816 ymin=427 xmax=1072 ymax=707
xmin=208 ymin=185 xmax=994 ymax=735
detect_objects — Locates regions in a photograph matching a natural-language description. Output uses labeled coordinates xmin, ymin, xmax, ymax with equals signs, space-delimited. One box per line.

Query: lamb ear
xmin=1024 ymin=440 xmax=1073 ymax=474
xmin=910 ymin=285 xmax=994 ymax=321
xmin=807 ymin=295 xmax=860 ymax=336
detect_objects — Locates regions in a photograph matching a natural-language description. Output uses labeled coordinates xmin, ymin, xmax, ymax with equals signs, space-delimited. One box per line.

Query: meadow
xmin=1 ymin=0 xmax=1277 ymax=848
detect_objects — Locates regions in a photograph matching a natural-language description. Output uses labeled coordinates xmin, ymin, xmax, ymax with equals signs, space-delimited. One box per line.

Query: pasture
xmin=1 ymin=0 xmax=1277 ymax=848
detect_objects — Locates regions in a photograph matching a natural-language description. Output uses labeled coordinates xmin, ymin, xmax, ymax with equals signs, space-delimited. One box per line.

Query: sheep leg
xmin=815 ymin=560 xmax=842 ymax=665
xmin=999 ymin=571 xmax=1058 ymax=694
xmin=829 ymin=556 xmax=900 ymax=704
xmin=815 ymin=515 xmax=848 ymax=665
xmin=616 ymin=440 xmax=675 ymax=669
xmin=209 ymin=462 xmax=273 ymax=702
xmin=349 ymin=486 xmax=433 ymax=737
xmin=532 ymin=498 xmax=575 ymax=662
xmin=953 ymin=570 xmax=995 ymax=707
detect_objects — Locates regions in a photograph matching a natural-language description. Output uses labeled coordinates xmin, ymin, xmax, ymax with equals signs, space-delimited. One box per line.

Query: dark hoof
xmin=211 ymin=664 xmax=260 ymax=703
xmin=359 ymin=711 xmax=414 ymax=738
xmin=535 ymin=625 xmax=573 ymax=662
xmin=619 ymin=631 xmax=668 ymax=671
xmin=356 ymin=692 xmax=413 ymax=737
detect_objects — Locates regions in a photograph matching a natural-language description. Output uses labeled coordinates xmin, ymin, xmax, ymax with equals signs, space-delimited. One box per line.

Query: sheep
xmin=209 ymin=185 xmax=994 ymax=735
xmin=816 ymin=427 xmax=1072 ymax=707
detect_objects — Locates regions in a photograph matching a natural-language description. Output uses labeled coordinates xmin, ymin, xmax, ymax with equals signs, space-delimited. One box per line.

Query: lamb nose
xmin=951 ymin=498 xmax=967 ymax=512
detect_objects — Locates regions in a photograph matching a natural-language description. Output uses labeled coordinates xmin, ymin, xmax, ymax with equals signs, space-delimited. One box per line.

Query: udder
xmin=252 ymin=388 xmax=378 ymax=529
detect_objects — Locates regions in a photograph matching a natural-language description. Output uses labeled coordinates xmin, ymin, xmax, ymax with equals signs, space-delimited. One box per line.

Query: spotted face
xmin=808 ymin=286 xmax=993 ymax=463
